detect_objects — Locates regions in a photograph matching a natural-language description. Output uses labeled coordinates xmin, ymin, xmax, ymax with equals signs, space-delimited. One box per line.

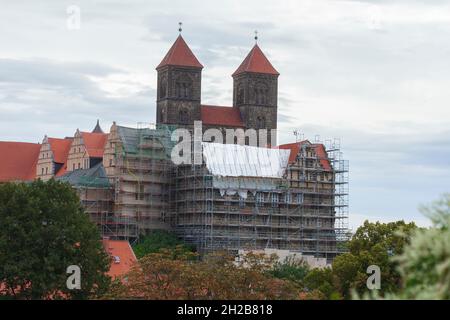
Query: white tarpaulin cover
xmin=213 ymin=176 xmax=281 ymax=199
xmin=202 ymin=143 xmax=291 ymax=198
xmin=202 ymin=142 xmax=290 ymax=178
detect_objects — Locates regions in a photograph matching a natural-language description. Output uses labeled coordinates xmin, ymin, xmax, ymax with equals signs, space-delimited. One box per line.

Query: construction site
xmin=53 ymin=120 xmax=348 ymax=262
xmin=172 ymin=136 xmax=349 ymax=262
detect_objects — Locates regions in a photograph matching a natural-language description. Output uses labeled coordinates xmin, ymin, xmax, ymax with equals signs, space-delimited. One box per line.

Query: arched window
xmin=161 ymin=108 xmax=167 ymax=122
xmin=175 ymin=74 xmax=193 ymax=99
xmin=254 ymin=83 xmax=269 ymax=105
xmin=237 ymin=84 xmax=245 ymax=104
xmin=159 ymin=76 xmax=167 ymax=99
xmin=179 ymin=109 xmax=189 ymax=124
xmin=256 ymin=116 xmax=266 ymax=129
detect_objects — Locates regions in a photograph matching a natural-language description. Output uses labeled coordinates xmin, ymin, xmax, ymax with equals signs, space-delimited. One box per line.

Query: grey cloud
xmin=0 ymin=58 xmax=155 ymax=140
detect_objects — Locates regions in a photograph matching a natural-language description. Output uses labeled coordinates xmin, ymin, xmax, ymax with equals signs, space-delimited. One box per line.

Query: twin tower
xmin=155 ymin=35 xmax=279 ymax=138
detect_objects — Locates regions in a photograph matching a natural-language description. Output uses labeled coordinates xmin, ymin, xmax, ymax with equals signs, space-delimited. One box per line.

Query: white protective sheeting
xmin=202 ymin=142 xmax=290 ymax=178
xmin=202 ymin=143 xmax=291 ymax=198
xmin=214 ymin=176 xmax=280 ymax=199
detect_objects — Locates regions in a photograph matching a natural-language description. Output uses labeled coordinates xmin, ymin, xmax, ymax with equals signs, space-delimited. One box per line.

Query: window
xmin=179 ymin=109 xmax=189 ymax=124
xmin=271 ymin=193 xmax=279 ymax=207
xmin=237 ymin=84 xmax=244 ymax=104
xmin=256 ymin=116 xmax=266 ymax=129
xmin=284 ymin=193 xmax=292 ymax=203
xmin=254 ymin=83 xmax=268 ymax=105
xmin=239 ymin=196 xmax=245 ymax=208
xmin=296 ymin=193 xmax=304 ymax=204
xmin=175 ymin=75 xmax=193 ymax=98
xmin=135 ymin=184 xmax=145 ymax=200
xmin=41 ymin=167 xmax=44 ymax=175
xmin=206 ymin=200 xmax=213 ymax=211
xmin=45 ymin=167 xmax=48 ymax=175
xmin=73 ymin=163 xmax=75 ymax=171
xmin=256 ymin=193 xmax=264 ymax=206
xmin=159 ymin=75 xmax=167 ymax=99
xmin=109 ymin=159 xmax=113 ymax=167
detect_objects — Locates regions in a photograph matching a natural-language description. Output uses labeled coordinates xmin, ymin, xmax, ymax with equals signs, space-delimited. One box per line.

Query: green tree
xmin=386 ymin=194 xmax=450 ymax=299
xmin=0 ymin=180 xmax=110 ymax=299
xmin=303 ymin=267 xmax=341 ymax=299
xmin=132 ymin=230 xmax=194 ymax=259
xmin=344 ymin=220 xmax=417 ymax=297
xmin=268 ymin=256 xmax=310 ymax=288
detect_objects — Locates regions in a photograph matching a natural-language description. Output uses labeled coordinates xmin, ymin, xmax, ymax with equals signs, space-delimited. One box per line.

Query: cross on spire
xmin=178 ymin=22 xmax=183 ymax=34
xmin=254 ymin=30 xmax=258 ymax=43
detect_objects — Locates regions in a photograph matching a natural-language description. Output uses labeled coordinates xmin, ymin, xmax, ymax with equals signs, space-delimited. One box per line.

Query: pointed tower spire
xmin=92 ymin=119 xmax=104 ymax=133
xmin=156 ymin=34 xmax=203 ymax=69
xmin=232 ymin=44 xmax=279 ymax=76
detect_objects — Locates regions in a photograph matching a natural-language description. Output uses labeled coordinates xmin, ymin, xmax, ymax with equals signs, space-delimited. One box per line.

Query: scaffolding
xmin=107 ymin=123 xmax=176 ymax=242
xmin=56 ymin=163 xmax=127 ymax=239
xmin=172 ymin=138 xmax=349 ymax=263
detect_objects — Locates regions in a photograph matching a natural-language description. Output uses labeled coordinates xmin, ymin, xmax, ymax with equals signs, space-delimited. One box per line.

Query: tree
xmin=384 ymin=194 xmax=450 ymax=299
xmin=0 ymin=180 xmax=110 ymax=299
xmin=105 ymin=248 xmax=300 ymax=300
xmin=303 ymin=267 xmax=341 ymax=300
xmin=132 ymin=230 xmax=194 ymax=259
xmin=335 ymin=220 xmax=417 ymax=298
xmin=268 ymin=256 xmax=310 ymax=288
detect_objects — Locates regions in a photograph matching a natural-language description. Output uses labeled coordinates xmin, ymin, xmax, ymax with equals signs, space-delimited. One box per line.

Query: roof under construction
xmin=116 ymin=124 xmax=175 ymax=158
xmin=57 ymin=163 xmax=110 ymax=188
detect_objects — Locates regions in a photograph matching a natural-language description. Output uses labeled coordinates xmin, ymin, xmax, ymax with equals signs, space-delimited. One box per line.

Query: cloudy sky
xmin=1 ymin=0 xmax=449 ymax=230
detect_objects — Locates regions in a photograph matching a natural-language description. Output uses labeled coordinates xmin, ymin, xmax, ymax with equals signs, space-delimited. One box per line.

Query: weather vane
xmin=254 ymin=30 xmax=258 ymax=43
xmin=178 ymin=22 xmax=183 ymax=34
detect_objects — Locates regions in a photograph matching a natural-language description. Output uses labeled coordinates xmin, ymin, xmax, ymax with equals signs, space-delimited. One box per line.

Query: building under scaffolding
xmin=101 ymin=122 xmax=176 ymax=241
xmin=57 ymin=122 xmax=348 ymax=261
xmin=56 ymin=163 xmax=116 ymax=237
xmin=173 ymin=139 xmax=349 ymax=262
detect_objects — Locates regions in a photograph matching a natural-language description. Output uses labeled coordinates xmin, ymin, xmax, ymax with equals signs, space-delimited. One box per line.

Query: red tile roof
xmin=0 ymin=141 xmax=41 ymax=182
xmin=233 ymin=44 xmax=279 ymax=76
xmin=201 ymin=105 xmax=244 ymax=127
xmin=48 ymin=138 xmax=72 ymax=164
xmin=102 ymin=239 xmax=137 ymax=279
xmin=278 ymin=141 xmax=332 ymax=170
xmin=81 ymin=132 xmax=108 ymax=158
xmin=157 ymin=35 xmax=203 ymax=69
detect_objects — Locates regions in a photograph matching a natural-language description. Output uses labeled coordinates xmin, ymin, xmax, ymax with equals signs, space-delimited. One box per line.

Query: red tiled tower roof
xmin=0 ymin=141 xmax=41 ymax=182
xmin=201 ymin=105 xmax=244 ymax=127
xmin=157 ymin=35 xmax=203 ymax=69
xmin=233 ymin=44 xmax=279 ymax=76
